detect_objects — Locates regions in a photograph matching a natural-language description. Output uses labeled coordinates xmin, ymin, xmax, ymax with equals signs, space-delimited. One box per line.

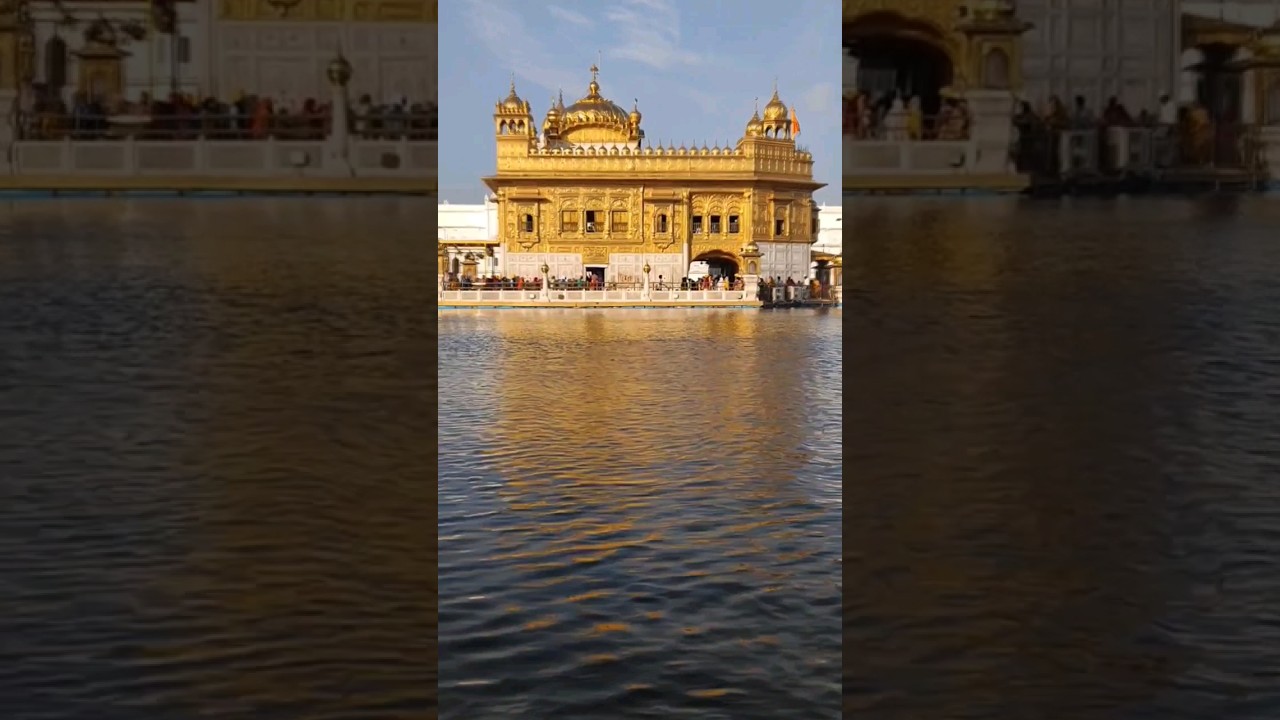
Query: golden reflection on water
xmin=439 ymin=308 xmax=841 ymax=717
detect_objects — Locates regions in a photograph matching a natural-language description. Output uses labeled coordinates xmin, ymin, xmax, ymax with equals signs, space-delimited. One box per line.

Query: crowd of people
xmin=844 ymin=91 xmax=972 ymax=141
xmin=845 ymin=87 xmax=1243 ymax=171
xmin=17 ymin=88 xmax=437 ymax=142
xmin=443 ymin=275 xmax=748 ymax=291
xmin=1008 ymin=94 xmax=1234 ymax=172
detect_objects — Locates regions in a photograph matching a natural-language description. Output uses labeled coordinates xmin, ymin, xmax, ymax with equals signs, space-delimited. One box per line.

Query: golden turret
xmin=759 ymin=85 xmax=791 ymax=139
xmin=493 ymin=76 xmax=533 ymax=138
xmin=744 ymin=97 xmax=763 ymax=137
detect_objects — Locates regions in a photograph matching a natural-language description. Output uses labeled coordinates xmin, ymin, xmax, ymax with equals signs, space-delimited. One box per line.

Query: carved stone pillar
xmin=325 ymin=52 xmax=354 ymax=174
xmin=955 ymin=0 xmax=1032 ymax=174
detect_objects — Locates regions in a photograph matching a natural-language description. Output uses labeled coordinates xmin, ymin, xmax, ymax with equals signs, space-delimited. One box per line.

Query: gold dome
xmin=745 ymin=109 xmax=763 ymax=136
xmin=558 ymin=64 xmax=637 ymax=143
xmin=763 ymin=89 xmax=787 ymax=122
xmin=629 ymin=100 xmax=642 ymax=125
xmin=499 ymin=79 xmax=525 ymax=112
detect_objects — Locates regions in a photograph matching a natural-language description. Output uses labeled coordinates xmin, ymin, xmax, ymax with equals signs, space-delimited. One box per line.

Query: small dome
xmin=629 ymin=100 xmax=641 ymax=124
xmin=745 ymin=109 xmax=763 ymax=136
xmin=500 ymin=80 xmax=524 ymax=112
xmin=743 ymin=240 xmax=761 ymax=255
xmin=763 ymin=89 xmax=787 ymax=122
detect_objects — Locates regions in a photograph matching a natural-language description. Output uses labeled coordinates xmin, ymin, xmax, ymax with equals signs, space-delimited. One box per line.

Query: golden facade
xmin=844 ymin=0 xmax=1029 ymax=94
xmin=483 ymin=67 xmax=824 ymax=282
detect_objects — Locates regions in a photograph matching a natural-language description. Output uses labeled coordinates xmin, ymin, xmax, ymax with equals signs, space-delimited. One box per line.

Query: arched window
xmin=983 ymin=48 xmax=1010 ymax=90
xmin=45 ymin=36 xmax=67 ymax=89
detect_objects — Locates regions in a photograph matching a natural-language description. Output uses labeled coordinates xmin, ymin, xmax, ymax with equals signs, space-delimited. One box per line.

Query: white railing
xmin=10 ymin=138 xmax=436 ymax=178
xmin=439 ymin=288 xmax=758 ymax=304
xmin=844 ymin=138 xmax=978 ymax=175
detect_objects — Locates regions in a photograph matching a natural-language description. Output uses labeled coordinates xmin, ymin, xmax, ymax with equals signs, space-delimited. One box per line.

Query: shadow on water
xmin=846 ymin=195 xmax=1280 ymax=719
xmin=0 ymin=198 xmax=435 ymax=719
xmin=439 ymin=309 xmax=842 ymax=719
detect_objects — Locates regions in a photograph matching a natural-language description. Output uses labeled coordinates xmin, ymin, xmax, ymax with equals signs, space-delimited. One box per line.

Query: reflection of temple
xmin=481 ymin=66 xmax=823 ymax=284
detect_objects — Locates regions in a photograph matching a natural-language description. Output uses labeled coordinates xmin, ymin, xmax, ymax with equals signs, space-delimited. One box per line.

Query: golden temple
xmin=482 ymin=66 xmax=824 ymax=284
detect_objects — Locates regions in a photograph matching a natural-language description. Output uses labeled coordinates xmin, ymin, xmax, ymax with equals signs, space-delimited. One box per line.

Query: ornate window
xmin=656 ymin=213 xmax=668 ymax=233
xmin=560 ymin=210 xmax=578 ymax=232
xmin=709 ymin=215 xmax=721 ymax=233
xmin=521 ymin=214 xmax=534 ymax=233
xmin=774 ymin=218 xmax=785 ymax=237
xmin=610 ymin=210 xmax=628 ymax=234
xmin=692 ymin=215 xmax=703 ymax=234
xmin=729 ymin=215 xmax=740 ymax=233
xmin=584 ymin=210 xmax=601 ymax=233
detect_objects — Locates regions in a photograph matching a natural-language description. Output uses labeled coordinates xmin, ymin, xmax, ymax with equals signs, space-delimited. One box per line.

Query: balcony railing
xmin=16 ymin=112 xmax=437 ymax=141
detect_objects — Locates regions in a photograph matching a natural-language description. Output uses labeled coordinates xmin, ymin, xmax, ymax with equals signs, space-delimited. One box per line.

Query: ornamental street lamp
xmin=642 ymin=262 xmax=652 ymax=299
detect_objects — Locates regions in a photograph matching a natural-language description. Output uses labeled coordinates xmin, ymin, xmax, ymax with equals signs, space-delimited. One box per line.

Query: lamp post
xmin=642 ymin=262 xmax=652 ymax=299
xmin=540 ymin=262 xmax=550 ymax=302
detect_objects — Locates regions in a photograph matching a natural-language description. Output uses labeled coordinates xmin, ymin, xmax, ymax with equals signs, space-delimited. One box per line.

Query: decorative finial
xmin=754 ymin=97 xmax=759 ymax=113
xmin=510 ymin=73 xmax=516 ymax=93
xmin=633 ymin=98 xmax=638 ymax=110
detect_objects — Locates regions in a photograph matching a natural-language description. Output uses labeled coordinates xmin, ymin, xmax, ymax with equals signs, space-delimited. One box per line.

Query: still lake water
xmin=0 ymin=198 xmax=434 ymax=719
xmin=847 ymin=196 xmax=1280 ymax=719
xmin=437 ymin=309 xmax=843 ymax=718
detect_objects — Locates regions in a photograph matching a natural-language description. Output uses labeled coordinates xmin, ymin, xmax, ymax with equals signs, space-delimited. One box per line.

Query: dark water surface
xmin=438 ymin=309 xmax=842 ymax=719
xmin=847 ymin=196 xmax=1280 ymax=719
xmin=0 ymin=198 xmax=434 ymax=719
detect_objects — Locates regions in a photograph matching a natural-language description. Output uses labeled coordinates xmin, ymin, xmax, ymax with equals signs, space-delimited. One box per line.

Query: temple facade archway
xmin=844 ymin=10 xmax=958 ymax=118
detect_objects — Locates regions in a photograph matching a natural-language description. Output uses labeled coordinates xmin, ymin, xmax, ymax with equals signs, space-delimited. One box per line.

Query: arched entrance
xmin=1189 ymin=43 xmax=1244 ymax=123
xmin=845 ymin=12 xmax=955 ymax=119
xmin=693 ymin=250 xmax=739 ymax=281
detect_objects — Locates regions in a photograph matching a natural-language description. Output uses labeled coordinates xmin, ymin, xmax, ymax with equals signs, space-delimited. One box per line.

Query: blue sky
xmin=438 ymin=0 xmax=841 ymax=205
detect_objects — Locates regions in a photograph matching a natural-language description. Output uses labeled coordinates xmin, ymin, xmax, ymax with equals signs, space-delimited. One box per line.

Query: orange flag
xmin=791 ymin=106 xmax=800 ymax=136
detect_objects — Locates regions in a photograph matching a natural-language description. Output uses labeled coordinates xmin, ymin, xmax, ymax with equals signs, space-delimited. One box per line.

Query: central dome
xmin=555 ymin=64 xmax=639 ymax=144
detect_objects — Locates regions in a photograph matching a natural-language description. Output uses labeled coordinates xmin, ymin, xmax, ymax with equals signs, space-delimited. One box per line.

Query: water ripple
xmin=847 ymin=196 xmax=1280 ymax=720
xmin=0 ymin=198 xmax=434 ymax=719
xmin=439 ymin=309 xmax=842 ymax=719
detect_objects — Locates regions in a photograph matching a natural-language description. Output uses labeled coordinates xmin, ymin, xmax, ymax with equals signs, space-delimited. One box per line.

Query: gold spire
xmin=587 ymin=63 xmax=600 ymax=97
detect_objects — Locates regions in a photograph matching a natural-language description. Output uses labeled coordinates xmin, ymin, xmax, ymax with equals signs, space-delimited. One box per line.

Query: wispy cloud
xmin=604 ymin=0 xmax=702 ymax=70
xmin=464 ymin=0 xmax=581 ymax=102
xmin=800 ymin=82 xmax=837 ymax=117
xmin=548 ymin=4 xmax=593 ymax=27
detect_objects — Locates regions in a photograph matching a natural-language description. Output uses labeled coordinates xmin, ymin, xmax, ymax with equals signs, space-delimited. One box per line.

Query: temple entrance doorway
xmin=845 ymin=13 xmax=954 ymax=120
xmin=693 ymin=251 xmax=739 ymax=281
